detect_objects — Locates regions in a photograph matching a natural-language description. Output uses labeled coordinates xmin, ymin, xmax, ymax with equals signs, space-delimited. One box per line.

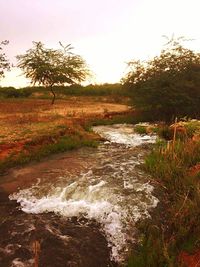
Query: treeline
xmin=1 ymin=37 xmax=200 ymax=121
xmin=0 ymin=87 xmax=32 ymax=98
xmin=0 ymin=83 xmax=130 ymax=98
xmin=122 ymin=37 xmax=200 ymax=122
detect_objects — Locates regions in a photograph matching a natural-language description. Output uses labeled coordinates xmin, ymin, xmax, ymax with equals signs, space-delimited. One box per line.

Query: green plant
xmin=134 ymin=125 xmax=147 ymax=134
xmin=17 ymin=42 xmax=90 ymax=104
xmin=184 ymin=120 xmax=200 ymax=137
xmin=127 ymin=224 xmax=169 ymax=267
xmin=122 ymin=36 xmax=200 ymax=122
xmin=128 ymin=124 xmax=200 ymax=266
xmin=0 ymin=40 xmax=10 ymax=81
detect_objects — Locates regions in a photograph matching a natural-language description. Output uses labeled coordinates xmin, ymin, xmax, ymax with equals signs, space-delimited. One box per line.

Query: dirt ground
xmin=0 ymin=97 xmax=130 ymax=162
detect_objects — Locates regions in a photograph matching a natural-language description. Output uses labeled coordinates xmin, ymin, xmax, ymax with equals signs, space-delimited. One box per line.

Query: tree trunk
xmin=50 ymin=85 xmax=56 ymax=105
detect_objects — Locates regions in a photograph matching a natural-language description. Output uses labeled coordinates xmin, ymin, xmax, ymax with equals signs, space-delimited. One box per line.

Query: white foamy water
xmin=93 ymin=124 xmax=157 ymax=146
xmin=10 ymin=124 xmax=158 ymax=262
xmin=11 ymin=258 xmax=34 ymax=267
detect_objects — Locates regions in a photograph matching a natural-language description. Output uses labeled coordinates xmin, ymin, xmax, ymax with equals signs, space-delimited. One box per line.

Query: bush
xmin=0 ymin=87 xmax=32 ymax=98
xmin=122 ymin=37 xmax=200 ymax=122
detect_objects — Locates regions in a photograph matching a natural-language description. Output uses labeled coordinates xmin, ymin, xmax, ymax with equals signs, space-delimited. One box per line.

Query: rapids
xmin=1 ymin=124 xmax=158 ymax=266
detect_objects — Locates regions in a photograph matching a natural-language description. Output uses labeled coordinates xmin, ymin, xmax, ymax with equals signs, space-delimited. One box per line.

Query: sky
xmin=1 ymin=0 xmax=200 ymax=88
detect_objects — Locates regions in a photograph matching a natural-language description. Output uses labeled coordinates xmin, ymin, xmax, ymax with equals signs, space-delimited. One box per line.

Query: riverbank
xmin=127 ymin=121 xmax=200 ymax=267
xmin=0 ymin=97 xmax=135 ymax=174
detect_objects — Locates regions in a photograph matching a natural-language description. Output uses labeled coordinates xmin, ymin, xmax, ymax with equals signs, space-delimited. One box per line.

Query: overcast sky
xmin=1 ymin=0 xmax=200 ymax=87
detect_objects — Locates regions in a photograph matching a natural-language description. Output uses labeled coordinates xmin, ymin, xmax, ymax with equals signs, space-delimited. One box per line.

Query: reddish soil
xmin=179 ymin=250 xmax=200 ymax=267
xmin=189 ymin=163 xmax=200 ymax=177
xmin=0 ymin=142 xmax=25 ymax=161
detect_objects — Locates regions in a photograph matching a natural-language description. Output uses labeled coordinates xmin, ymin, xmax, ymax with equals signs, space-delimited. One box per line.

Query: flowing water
xmin=0 ymin=124 xmax=158 ymax=267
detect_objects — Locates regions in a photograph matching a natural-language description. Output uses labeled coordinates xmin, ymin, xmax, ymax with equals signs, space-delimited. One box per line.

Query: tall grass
xmin=128 ymin=126 xmax=200 ymax=267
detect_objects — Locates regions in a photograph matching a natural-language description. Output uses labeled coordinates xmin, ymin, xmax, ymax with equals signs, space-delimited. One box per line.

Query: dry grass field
xmin=0 ymin=97 xmax=130 ymax=165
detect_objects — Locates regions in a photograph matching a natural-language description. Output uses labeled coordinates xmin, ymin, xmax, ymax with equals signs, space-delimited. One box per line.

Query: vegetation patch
xmin=122 ymin=37 xmax=200 ymax=122
xmin=127 ymin=120 xmax=200 ymax=267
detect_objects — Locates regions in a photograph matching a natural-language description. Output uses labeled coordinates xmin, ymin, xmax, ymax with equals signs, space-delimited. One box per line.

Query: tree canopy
xmin=0 ymin=40 xmax=10 ymax=81
xmin=17 ymin=42 xmax=90 ymax=104
xmin=122 ymin=37 xmax=200 ymax=121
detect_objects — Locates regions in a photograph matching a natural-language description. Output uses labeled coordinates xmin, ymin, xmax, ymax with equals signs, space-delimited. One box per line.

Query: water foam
xmin=93 ymin=124 xmax=157 ymax=146
xmin=9 ymin=124 xmax=159 ymax=262
xmin=11 ymin=258 xmax=34 ymax=267
xmin=10 ymin=186 xmax=125 ymax=260
xmin=10 ymin=175 xmax=158 ymax=261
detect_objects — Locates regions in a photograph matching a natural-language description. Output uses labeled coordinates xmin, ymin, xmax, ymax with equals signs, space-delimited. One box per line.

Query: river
xmin=0 ymin=124 xmax=158 ymax=267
